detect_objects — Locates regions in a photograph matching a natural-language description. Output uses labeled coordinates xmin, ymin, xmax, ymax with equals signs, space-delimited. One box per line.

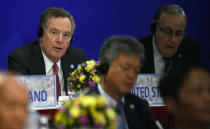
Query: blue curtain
xmin=0 ymin=0 xmax=209 ymax=69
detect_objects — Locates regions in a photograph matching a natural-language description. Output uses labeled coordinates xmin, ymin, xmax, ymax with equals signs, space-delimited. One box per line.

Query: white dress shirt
xmin=152 ymin=36 xmax=165 ymax=74
xmin=42 ymin=52 xmax=65 ymax=96
xmin=98 ymin=83 xmax=128 ymax=129
xmin=98 ymin=83 xmax=125 ymax=105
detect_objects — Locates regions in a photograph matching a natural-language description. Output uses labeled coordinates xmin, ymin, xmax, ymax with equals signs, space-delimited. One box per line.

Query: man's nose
xmin=57 ymin=34 xmax=64 ymax=43
xmin=127 ymin=69 xmax=137 ymax=79
xmin=170 ymin=34 xmax=177 ymax=43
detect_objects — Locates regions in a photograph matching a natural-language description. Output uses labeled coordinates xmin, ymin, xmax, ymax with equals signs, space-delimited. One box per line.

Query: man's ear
xmin=39 ymin=38 xmax=43 ymax=44
xmin=165 ymin=97 xmax=179 ymax=116
xmin=150 ymin=21 xmax=157 ymax=33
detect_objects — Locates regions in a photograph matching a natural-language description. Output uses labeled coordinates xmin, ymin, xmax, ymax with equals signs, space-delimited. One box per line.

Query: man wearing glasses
xmin=139 ymin=4 xmax=200 ymax=74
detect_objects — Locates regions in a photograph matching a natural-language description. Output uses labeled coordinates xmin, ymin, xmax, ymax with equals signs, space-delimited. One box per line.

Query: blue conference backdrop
xmin=0 ymin=0 xmax=209 ymax=69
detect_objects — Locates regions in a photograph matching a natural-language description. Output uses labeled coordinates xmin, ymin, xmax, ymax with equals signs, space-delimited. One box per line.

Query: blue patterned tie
xmin=116 ymin=102 xmax=128 ymax=129
xmin=163 ymin=57 xmax=172 ymax=73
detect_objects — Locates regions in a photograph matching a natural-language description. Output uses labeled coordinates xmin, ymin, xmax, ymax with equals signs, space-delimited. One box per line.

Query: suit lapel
xmin=32 ymin=41 xmax=46 ymax=75
xmin=124 ymin=96 xmax=141 ymax=128
xmin=61 ymin=58 xmax=69 ymax=95
xmin=141 ymin=35 xmax=155 ymax=73
xmin=61 ymin=47 xmax=79 ymax=95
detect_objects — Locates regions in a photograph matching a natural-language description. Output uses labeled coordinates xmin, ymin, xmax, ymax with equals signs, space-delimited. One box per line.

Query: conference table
xmin=23 ymin=74 xmax=173 ymax=128
xmin=149 ymin=106 xmax=173 ymax=128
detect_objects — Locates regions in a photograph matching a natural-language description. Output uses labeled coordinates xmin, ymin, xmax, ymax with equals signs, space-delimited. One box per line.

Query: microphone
xmin=155 ymin=120 xmax=164 ymax=129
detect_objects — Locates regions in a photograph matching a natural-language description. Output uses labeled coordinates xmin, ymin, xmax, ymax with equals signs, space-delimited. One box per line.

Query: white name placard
xmin=15 ymin=75 xmax=57 ymax=110
xmin=131 ymin=74 xmax=164 ymax=106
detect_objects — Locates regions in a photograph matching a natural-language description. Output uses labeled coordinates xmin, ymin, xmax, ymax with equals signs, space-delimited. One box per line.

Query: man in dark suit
xmin=8 ymin=8 xmax=86 ymax=96
xmin=139 ymin=4 xmax=200 ymax=74
xmin=87 ymin=36 xmax=161 ymax=129
xmin=139 ymin=5 xmax=200 ymax=128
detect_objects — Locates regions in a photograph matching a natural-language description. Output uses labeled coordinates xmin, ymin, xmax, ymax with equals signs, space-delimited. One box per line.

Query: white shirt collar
xmin=41 ymin=51 xmax=61 ymax=74
xmin=153 ymin=36 xmax=163 ymax=61
xmin=41 ymin=51 xmax=65 ymax=95
xmin=98 ymin=83 xmax=125 ymax=105
xmin=153 ymin=36 xmax=165 ymax=74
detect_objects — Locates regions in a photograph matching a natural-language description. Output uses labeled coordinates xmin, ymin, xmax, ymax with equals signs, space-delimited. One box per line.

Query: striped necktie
xmin=116 ymin=102 xmax=129 ymax=129
xmin=53 ymin=63 xmax=61 ymax=100
xmin=163 ymin=57 xmax=172 ymax=73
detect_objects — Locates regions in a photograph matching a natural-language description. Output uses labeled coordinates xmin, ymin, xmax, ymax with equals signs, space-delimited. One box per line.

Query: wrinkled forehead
xmin=113 ymin=53 xmax=141 ymax=66
xmin=158 ymin=13 xmax=187 ymax=25
xmin=159 ymin=13 xmax=187 ymax=31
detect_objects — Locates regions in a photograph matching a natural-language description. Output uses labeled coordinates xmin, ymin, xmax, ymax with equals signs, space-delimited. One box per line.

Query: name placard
xmin=131 ymin=74 xmax=164 ymax=106
xmin=15 ymin=75 xmax=57 ymax=110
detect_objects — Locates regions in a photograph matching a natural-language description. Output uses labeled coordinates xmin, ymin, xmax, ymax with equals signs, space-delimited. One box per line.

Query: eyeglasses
xmin=158 ymin=24 xmax=186 ymax=38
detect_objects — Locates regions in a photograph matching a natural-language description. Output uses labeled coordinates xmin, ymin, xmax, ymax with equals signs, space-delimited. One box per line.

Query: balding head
xmin=0 ymin=72 xmax=28 ymax=129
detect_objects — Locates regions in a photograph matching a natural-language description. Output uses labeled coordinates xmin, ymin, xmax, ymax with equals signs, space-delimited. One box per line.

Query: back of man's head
xmin=158 ymin=61 xmax=209 ymax=102
xmin=0 ymin=72 xmax=28 ymax=129
xmin=158 ymin=62 xmax=210 ymax=128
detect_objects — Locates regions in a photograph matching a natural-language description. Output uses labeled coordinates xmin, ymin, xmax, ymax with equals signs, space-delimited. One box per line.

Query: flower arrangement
xmin=54 ymin=95 xmax=119 ymax=129
xmin=68 ymin=60 xmax=101 ymax=92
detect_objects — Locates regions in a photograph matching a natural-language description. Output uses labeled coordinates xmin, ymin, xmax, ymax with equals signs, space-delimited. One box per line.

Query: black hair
xmin=158 ymin=61 xmax=209 ymax=101
xmin=98 ymin=35 xmax=145 ymax=74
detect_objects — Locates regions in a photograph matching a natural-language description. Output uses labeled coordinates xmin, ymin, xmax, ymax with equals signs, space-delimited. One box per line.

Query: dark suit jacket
xmin=86 ymin=85 xmax=159 ymax=129
xmin=8 ymin=41 xmax=86 ymax=94
xmin=139 ymin=35 xmax=200 ymax=73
